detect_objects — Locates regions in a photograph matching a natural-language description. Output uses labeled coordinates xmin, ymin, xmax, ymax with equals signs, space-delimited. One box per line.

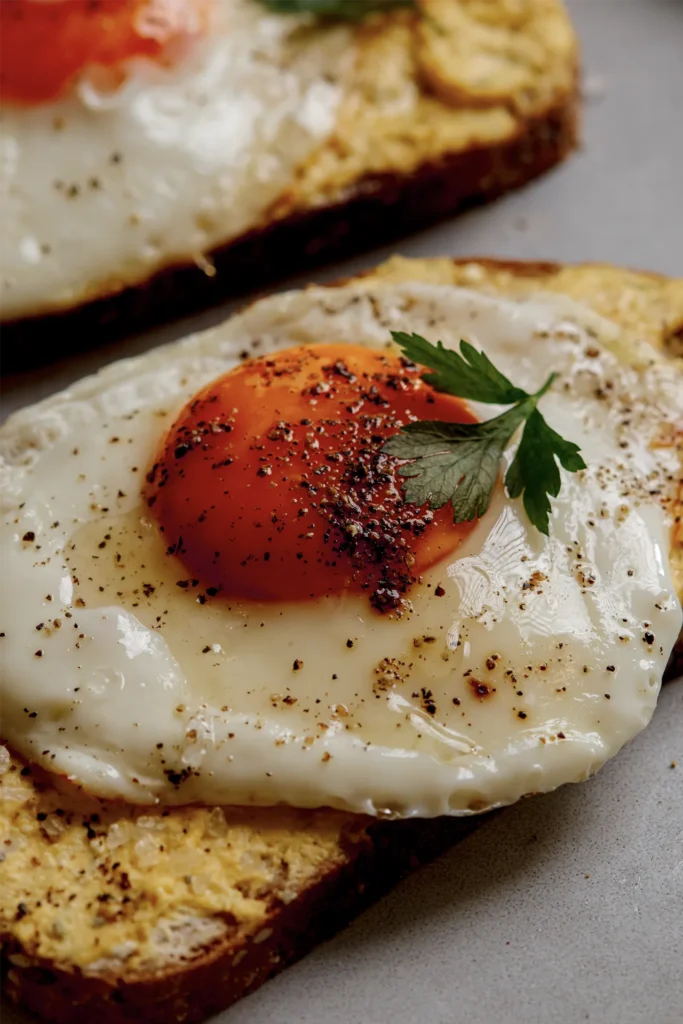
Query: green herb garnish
xmin=382 ymin=332 xmax=586 ymax=535
xmin=260 ymin=0 xmax=417 ymax=21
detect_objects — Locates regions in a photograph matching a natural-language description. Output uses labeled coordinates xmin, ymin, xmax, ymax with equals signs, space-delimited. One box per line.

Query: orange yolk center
xmin=0 ymin=0 xmax=212 ymax=105
xmin=146 ymin=344 xmax=479 ymax=611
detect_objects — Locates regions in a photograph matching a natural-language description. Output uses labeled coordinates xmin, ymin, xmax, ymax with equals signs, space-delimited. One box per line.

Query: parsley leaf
xmin=391 ymin=332 xmax=527 ymax=404
xmin=383 ymin=403 xmax=530 ymax=522
xmin=260 ymin=0 xmax=416 ymax=20
xmin=382 ymin=332 xmax=586 ymax=535
xmin=505 ymin=408 xmax=586 ymax=534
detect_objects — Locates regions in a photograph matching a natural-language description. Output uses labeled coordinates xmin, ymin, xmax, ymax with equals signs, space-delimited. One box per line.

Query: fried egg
xmin=0 ymin=0 xmax=352 ymax=319
xmin=0 ymin=282 xmax=681 ymax=817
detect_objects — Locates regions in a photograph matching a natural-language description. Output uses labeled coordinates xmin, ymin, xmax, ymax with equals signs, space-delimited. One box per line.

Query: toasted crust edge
xmin=2 ymin=815 xmax=484 ymax=1024
xmin=1 ymin=81 xmax=578 ymax=372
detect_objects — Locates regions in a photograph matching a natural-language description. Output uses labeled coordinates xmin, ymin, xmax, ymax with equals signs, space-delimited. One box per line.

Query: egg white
xmin=0 ymin=0 xmax=352 ymax=320
xmin=0 ymin=283 xmax=681 ymax=817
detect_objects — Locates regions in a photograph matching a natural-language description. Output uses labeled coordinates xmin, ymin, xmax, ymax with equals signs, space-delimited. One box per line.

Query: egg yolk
xmin=146 ymin=344 xmax=479 ymax=611
xmin=0 ymin=0 xmax=212 ymax=106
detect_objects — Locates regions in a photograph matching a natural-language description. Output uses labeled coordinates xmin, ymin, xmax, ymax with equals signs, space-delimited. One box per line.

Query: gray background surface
xmin=2 ymin=2 xmax=682 ymax=1023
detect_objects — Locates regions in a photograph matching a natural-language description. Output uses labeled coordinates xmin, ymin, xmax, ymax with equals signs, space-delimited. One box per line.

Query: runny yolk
xmin=0 ymin=0 xmax=212 ymax=106
xmin=146 ymin=344 xmax=479 ymax=611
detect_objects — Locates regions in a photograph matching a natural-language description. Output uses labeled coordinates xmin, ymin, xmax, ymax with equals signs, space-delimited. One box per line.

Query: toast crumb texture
xmin=2 ymin=257 xmax=682 ymax=1024
xmin=282 ymin=0 xmax=576 ymax=217
xmin=2 ymin=0 xmax=579 ymax=346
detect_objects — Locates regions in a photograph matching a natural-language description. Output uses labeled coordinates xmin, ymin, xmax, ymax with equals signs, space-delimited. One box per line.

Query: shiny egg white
xmin=0 ymin=282 xmax=681 ymax=817
xmin=0 ymin=0 xmax=352 ymax=319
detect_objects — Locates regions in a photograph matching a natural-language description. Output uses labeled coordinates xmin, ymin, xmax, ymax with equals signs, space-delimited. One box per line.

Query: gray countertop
xmin=2 ymin=2 xmax=682 ymax=1023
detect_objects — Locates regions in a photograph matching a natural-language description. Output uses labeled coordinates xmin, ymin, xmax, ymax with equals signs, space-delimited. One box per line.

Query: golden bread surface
xmin=281 ymin=0 xmax=576 ymax=215
xmin=1 ymin=257 xmax=682 ymax=1022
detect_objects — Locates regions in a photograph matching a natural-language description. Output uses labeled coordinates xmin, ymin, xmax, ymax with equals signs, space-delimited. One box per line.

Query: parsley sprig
xmin=382 ymin=332 xmax=586 ymax=535
xmin=260 ymin=0 xmax=417 ymax=20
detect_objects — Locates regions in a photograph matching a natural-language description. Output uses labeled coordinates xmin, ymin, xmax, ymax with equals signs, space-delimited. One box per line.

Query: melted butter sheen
xmin=0 ymin=283 xmax=681 ymax=817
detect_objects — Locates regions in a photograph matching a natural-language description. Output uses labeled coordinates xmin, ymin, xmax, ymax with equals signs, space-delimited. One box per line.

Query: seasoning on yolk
xmin=146 ymin=344 xmax=479 ymax=611
xmin=0 ymin=0 xmax=212 ymax=106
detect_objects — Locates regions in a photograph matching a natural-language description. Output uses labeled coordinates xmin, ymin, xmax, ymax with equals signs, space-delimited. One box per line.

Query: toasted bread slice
xmin=1 ymin=0 xmax=579 ymax=363
xmin=2 ymin=258 xmax=682 ymax=1024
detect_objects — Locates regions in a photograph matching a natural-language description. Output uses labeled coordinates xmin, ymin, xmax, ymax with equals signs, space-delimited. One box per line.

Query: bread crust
xmin=1 ymin=83 xmax=578 ymax=371
xmin=2 ymin=813 xmax=484 ymax=1024
xmin=2 ymin=256 xmax=681 ymax=1024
